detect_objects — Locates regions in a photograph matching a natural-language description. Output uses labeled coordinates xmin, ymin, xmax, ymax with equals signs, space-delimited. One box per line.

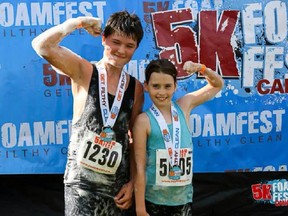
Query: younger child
xmin=133 ymin=59 xmax=224 ymax=216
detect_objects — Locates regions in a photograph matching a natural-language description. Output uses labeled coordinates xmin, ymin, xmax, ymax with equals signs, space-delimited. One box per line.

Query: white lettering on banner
xmin=0 ymin=148 xmax=50 ymax=158
xmin=1 ymin=120 xmax=72 ymax=148
xmin=124 ymin=59 xmax=149 ymax=83
xmin=172 ymin=0 xmax=224 ymax=15
xmin=242 ymin=2 xmax=286 ymax=44
xmin=272 ymin=181 xmax=288 ymax=192
xmin=190 ymin=109 xmax=285 ymax=137
xmin=0 ymin=1 xmax=106 ymax=27
xmin=241 ymin=1 xmax=288 ymax=88
xmin=243 ymin=46 xmax=287 ymax=88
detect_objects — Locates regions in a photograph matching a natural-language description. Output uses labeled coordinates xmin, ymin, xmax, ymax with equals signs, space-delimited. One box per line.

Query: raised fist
xmin=78 ymin=16 xmax=102 ymax=36
xmin=183 ymin=61 xmax=203 ymax=75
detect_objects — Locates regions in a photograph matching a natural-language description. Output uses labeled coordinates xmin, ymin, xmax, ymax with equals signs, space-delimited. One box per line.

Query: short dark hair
xmin=145 ymin=59 xmax=178 ymax=83
xmin=103 ymin=10 xmax=144 ymax=47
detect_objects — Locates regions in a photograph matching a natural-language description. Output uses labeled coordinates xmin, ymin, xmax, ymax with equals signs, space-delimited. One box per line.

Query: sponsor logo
xmin=251 ymin=179 xmax=288 ymax=207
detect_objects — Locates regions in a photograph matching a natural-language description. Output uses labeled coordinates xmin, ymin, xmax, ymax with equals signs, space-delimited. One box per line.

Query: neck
xmin=100 ymin=59 xmax=122 ymax=77
xmin=156 ymin=102 xmax=172 ymax=114
xmin=155 ymin=103 xmax=172 ymax=124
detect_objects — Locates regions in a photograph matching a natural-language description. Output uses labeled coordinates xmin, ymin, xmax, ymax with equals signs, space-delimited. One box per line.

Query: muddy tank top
xmin=64 ymin=64 xmax=136 ymax=197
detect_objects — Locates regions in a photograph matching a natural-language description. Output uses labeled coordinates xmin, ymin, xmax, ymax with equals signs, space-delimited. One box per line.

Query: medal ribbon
xmin=150 ymin=103 xmax=181 ymax=167
xmin=97 ymin=63 xmax=127 ymax=128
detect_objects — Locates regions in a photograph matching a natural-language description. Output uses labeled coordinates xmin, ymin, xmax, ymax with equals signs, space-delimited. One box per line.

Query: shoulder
xmin=131 ymin=77 xmax=144 ymax=105
xmin=134 ymin=112 xmax=149 ymax=129
xmin=73 ymin=61 xmax=94 ymax=87
xmin=135 ymin=112 xmax=149 ymax=124
xmin=134 ymin=78 xmax=144 ymax=92
xmin=126 ymin=74 xmax=143 ymax=94
xmin=133 ymin=112 xmax=150 ymax=136
xmin=71 ymin=62 xmax=93 ymax=91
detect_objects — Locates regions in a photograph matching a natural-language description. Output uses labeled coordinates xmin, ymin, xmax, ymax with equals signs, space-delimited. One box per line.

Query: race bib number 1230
xmin=77 ymin=132 xmax=122 ymax=174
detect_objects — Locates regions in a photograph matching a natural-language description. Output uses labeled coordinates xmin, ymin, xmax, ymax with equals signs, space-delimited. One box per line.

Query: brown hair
xmin=145 ymin=59 xmax=178 ymax=83
xmin=103 ymin=10 xmax=144 ymax=47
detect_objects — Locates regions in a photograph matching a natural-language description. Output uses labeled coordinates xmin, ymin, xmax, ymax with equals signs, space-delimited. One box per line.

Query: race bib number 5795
xmin=156 ymin=148 xmax=192 ymax=186
xmin=77 ymin=131 xmax=122 ymax=174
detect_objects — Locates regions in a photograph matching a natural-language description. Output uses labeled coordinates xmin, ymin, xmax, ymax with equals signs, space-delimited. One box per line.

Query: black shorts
xmin=64 ymin=184 xmax=135 ymax=216
xmin=145 ymin=200 xmax=192 ymax=216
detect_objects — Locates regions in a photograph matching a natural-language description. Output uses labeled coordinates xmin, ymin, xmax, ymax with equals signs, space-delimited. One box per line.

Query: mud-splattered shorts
xmin=64 ymin=184 xmax=135 ymax=216
xmin=145 ymin=200 xmax=192 ymax=216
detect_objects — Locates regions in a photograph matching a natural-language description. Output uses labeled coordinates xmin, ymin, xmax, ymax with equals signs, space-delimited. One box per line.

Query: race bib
xmin=155 ymin=148 xmax=192 ymax=186
xmin=77 ymin=131 xmax=122 ymax=174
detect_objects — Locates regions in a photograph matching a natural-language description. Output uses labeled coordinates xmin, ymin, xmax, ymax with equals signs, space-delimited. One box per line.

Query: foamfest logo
xmin=0 ymin=1 xmax=106 ymax=38
xmin=251 ymin=179 xmax=288 ymax=206
xmin=0 ymin=120 xmax=71 ymax=159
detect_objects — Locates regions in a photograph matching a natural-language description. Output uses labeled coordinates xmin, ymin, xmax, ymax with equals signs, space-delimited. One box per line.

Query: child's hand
xmin=78 ymin=17 xmax=102 ymax=36
xmin=114 ymin=181 xmax=133 ymax=209
xmin=183 ymin=61 xmax=204 ymax=75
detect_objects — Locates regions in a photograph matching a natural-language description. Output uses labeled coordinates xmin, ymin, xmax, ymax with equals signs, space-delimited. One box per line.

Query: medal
xmin=100 ymin=126 xmax=116 ymax=142
xmin=150 ymin=103 xmax=182 ymax=180
xmin=169 ymin=165 xmax=181 ymax=180
xmin=96 ymin=62 xmax=127 ymax=142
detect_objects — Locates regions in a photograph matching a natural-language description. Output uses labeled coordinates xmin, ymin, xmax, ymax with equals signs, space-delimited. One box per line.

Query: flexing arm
xmin=31 ymin=16 xmax=101 ymax=81
xmin=179 ymin=61 xmax=224 ymax=118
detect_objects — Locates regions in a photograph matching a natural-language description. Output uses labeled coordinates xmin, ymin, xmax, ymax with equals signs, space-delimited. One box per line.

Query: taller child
xmin=32 ymin=11 xmax=144 ymax=216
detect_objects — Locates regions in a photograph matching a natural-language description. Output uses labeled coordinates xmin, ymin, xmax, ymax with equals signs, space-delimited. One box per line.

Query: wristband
xmin=76 ymin=23 xmax=82 ymax=29
xmin=199 ymin=64 xmax=206 ymax=74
